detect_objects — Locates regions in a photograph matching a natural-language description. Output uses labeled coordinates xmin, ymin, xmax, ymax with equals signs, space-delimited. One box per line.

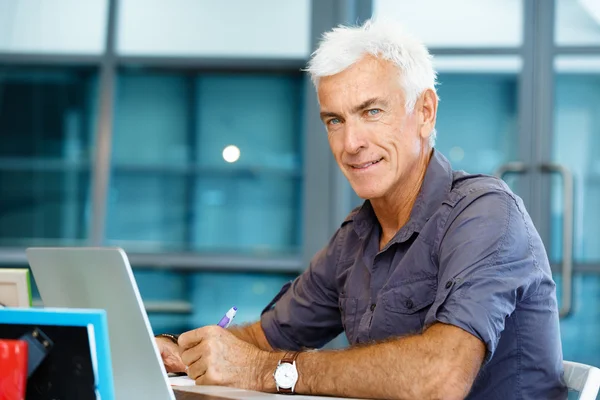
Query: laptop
xmin=27 ymin=247 xmax=176 ymax=400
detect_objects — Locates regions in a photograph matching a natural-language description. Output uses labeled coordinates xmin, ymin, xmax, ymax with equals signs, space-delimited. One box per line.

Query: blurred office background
xmin=0 ymin=0 xmax=599 ymax=367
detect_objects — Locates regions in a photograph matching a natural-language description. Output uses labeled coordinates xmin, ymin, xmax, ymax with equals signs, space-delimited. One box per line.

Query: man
xmin=156 ymin=19 xmax=567 ymax=399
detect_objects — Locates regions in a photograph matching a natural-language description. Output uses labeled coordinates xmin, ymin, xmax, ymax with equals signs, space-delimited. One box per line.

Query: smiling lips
xmin=349 ymin=158 xmax=384 ymax=170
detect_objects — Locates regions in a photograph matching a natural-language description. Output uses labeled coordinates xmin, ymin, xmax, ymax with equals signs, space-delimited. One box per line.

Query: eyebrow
xmin=319 ymin=97 xmax=388 ymax=121
xmin=352 ymin=97 xmax=387 ymax=114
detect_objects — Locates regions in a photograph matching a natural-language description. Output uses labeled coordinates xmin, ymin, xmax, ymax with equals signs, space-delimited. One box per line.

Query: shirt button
xmin=370 ymin=303 xmax=376 ymax=311
xmin=445 ymin=280 xmax=453 ymax=289
xmin=405 ymin=299 xmax=414 ymax=309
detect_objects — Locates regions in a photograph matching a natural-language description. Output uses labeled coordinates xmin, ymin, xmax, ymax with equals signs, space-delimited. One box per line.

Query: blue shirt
xmin=261 ymin=150 xmax=567 ymax=399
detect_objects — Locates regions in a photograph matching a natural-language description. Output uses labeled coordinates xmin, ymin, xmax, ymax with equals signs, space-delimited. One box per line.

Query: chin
xmin=352 ymin=185 xmax=387 ymax=200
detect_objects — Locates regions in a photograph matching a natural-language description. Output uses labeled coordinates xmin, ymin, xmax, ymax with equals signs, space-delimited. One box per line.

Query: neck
xmin=371 ymin=148 xmax=433 ymax=248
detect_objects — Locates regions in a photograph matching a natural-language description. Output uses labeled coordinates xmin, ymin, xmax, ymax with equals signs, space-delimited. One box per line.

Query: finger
xmin=180 ymin=342 xmax=209 ymax=367
xmin=195 ymin=369 xmax=221 ymax=387
xmin=195 ymin=374 xmax=208 ymax=386
xmin=157 ymin=338 xmax=178 ymax=357
xmin=165 ymin=354 xmax=186 ymax=373
xmin=186 ymin=356 xmax=208 ymax=381
xmin=178 ymin=326 xmax=214 ymax=350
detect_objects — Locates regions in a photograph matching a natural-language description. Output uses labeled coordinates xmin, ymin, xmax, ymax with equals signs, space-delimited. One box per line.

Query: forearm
xmin=264 ymin=324 xmax=482 ymax=400
xmin=229 ymin=321 xmax=273 ymax=351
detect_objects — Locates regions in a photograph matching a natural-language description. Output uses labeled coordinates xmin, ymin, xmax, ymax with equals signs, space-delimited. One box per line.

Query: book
xmin=0 ymin=268 xmax=32 ymax=307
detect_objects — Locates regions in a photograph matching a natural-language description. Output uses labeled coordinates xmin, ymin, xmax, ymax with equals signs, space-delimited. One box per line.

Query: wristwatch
xmin=274 ymin=352 xmax=300 ymax=394
xmin=155 ymin=333 xmax=179 ymax=344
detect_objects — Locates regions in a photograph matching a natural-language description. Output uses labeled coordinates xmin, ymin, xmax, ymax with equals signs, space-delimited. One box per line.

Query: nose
xmin=343 ymin=121 xmax=367 ymax=154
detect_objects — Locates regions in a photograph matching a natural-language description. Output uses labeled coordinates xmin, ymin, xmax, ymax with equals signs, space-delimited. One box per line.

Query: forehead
xmin=316 ymin=55 xmax=403 ymax=103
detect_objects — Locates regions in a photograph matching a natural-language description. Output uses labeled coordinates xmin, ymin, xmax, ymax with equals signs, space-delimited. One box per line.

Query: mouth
xmin=349 ymin=158 xmax=384 ymax=170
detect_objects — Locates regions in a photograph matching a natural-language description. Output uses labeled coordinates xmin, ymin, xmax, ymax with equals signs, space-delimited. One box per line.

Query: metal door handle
xmin=540 ymin=163 xmax=574 ymax=318
xmin=493 ymin=161 xmax=528 ymax=180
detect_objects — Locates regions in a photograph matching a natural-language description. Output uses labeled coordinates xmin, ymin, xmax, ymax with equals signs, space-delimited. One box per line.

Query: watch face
xmin=275 ymin=363 xmax=298 ymax=389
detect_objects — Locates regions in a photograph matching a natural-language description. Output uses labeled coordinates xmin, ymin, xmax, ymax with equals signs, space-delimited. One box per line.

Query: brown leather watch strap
xmin=278 ymin=352 xmax=300 ymax=394
xmin=281 ymin=351 xmax=300 ymax=365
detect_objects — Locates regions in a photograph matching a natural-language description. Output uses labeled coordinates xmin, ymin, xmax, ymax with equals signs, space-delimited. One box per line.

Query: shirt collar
xmin=348 ymin=149 xmax=454 ymax=243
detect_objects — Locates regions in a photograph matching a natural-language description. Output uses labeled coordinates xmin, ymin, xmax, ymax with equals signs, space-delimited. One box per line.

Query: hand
xmin=156 ymin=337 xmax=186 ymax=373
xmin=178 ymin=325 xmax=275 ymax=391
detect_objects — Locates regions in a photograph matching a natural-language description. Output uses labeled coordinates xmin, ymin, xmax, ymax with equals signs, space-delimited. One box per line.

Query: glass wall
xmin=0 ymin=0 xmax=108 ymax=54
xmin=555 ymin=0 xmax=600 ymax=46
xmin=551 ymin=59 xmax=600 ymax=264
xmin=108 ymin=70 xmax=304 ymax=254
xmin=373 ymin=0 xmax=523 ymax=48
xmin=549 ymin=0 xmax=600 ymax=371
xmin=117 ymin=0 xmax=311 ymax=58
xmin=0 ymin=66 xmax=97 ymax=246
xmin=0 ymin=0 xmax=310 ymax=334
xmin=434 ymin=58 xmax=520 ymax=175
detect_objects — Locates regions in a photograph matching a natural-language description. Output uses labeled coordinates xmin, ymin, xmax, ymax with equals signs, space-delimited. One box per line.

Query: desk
xmin=173 ymin=385 xmax=362 ymax=400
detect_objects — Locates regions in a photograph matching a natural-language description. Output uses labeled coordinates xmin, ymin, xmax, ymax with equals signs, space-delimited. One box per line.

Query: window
xmin=551 ymin=56 xmax=600 ymax=263
xmin=107 ymin=69 xmax=304 ymax=254
xmin=0 ymin=0 xmax=107 ymax=54
xmin=0 ymin=67 xmax=97 ymax=245
xmin=555 ymin=0 xmax=600 ymax=46
xmin=433 ymin=57 xmax=520 ymax=176
xmin=117 ymin=0 xmax=311 ymax=58
xmin=373 ymin=0 xmax=523 ymax=48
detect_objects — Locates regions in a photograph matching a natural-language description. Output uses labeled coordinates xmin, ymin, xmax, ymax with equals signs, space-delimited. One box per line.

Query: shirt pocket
xmin=380 ymin=277 xmax=437 ymax=336
xmin=338 ymin=296 xmax=359 ymax=344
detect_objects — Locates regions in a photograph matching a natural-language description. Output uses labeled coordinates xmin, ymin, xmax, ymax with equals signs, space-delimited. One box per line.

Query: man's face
xmin=317 ymin=55 xmax=431 ymax=200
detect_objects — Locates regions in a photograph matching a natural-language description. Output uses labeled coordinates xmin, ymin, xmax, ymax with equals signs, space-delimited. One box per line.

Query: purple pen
xmin=217 ymin=306 xmax=237 ymax=328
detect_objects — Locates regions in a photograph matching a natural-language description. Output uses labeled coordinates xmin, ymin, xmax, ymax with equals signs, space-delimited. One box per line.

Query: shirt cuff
xmin=432 ymin=298 xmax=499 ymax=363
xmin=260 ymin=309 xmax=302 ymax=352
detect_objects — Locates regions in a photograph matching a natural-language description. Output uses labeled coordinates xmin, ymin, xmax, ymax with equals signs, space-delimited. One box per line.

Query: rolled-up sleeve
xmin=260 ymin=229 xmax=346 ymax=350
xmin=425 ymin=190 xmax=541 ymax=361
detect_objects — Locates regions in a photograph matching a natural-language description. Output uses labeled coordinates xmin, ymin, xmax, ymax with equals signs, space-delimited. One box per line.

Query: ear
xmin=417 ymin=89 xmax=438 ymax=141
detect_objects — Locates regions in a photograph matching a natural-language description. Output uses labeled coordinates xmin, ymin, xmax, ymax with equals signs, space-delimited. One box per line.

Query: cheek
xmin=392 ymin=124 xmax=421 ymax=154
xmin=328 ymin=133 xmax=344 ymax=158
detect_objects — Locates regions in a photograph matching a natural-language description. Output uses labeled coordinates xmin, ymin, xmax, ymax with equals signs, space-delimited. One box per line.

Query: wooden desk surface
xmin=172 ymin=385 xmax=363 ymax=400
xmin=173 ymin=388 xmax=231 ymax=400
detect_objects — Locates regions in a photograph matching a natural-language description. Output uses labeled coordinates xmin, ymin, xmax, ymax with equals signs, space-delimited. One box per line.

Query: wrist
xmin=155 ymin=333 xmax=179 ymax=345
xmin=256 ymin=351 xmax=283 ymax=393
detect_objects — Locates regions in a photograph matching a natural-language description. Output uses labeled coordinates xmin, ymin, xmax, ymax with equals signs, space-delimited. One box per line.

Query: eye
xmin=327 ymin=118 xmax=341 ymax=125
xmin=367 ymin=109 xmax=381 ymax=116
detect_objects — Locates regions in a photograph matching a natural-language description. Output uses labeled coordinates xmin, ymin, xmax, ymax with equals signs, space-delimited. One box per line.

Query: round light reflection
xmin=222 ymin=145 xmax=240 ymax=163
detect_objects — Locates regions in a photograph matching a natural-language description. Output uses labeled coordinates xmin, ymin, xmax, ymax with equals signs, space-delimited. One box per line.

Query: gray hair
xmin=305 ymin=18 xmax=438 ymax=146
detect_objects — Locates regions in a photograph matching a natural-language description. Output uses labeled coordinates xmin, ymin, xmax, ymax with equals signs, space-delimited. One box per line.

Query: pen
xmin=217 ymin=306 xmax=237 ymax=328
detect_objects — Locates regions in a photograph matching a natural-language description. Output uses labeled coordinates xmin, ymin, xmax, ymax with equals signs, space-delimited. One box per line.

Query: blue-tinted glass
xmin=195 ymin=74 xmax=302 ymax=171
xmin=0 ymin=67 xmax=97 ymax=159
xmin=106 ymin=173 xmax=187 ymax=251
xmin=0 ymin=67 xmax=96 ymax=245
xmin=551 ymin=74 xmax=600 ymax=263
xmin=0 ymin=170 xmax=90 ymax=244
xmin=557 ymin=273 xmax=600 ymax=368
xmin=194 ymin=175 xmax=301 ymax=253
xmin=134 ymin=269 xmax=191 ymax=334
xmin=132 ymin=269 xmax=300 ymax=334
xmin=434 ymin=74 xmax=519 ymax=175
xmin=112 ymin=72 xmax=189 ymax=166
xmin=189 ymin=271 xmax=298 ymax=328
xmin=109 ymin=70 xmax=303 ymax=253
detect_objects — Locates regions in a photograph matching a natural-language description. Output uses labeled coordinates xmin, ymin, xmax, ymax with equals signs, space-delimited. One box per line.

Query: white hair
xmin=305 ymin=18 xmax=439 ymax=146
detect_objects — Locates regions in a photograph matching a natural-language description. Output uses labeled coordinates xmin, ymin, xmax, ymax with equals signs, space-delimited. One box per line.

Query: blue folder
xmin=0 ymin=307 xmax=115 ymax=400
